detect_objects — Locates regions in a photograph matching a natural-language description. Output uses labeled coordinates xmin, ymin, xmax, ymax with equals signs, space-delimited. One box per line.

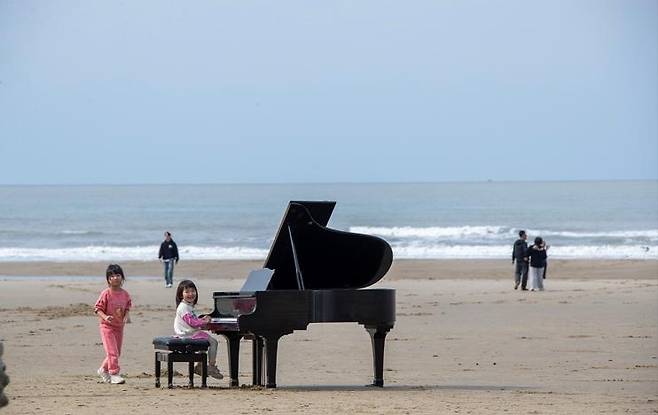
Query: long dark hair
xmin=175 ymin=279 xmax=198 ymax=306
xmin=105 ymin=264 xmax=125 ymax=284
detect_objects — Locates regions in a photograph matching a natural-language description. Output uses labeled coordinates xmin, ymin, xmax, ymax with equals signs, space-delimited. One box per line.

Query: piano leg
xmin=365 ymin=325 xmax=393 ymax=387
xmin=262 ymin=333 xmax=284 ymax=388
xmin=251 ymin=336 xmax=264 ymax=386
xmin=154 ymin=353 xmax=161 ymax=388
xmin=220 ymin=333 xmax=243 ymax=387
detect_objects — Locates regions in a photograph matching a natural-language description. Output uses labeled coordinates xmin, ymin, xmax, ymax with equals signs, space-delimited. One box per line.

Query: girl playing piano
xmin=174 ymin=280 xmax=224 ymax=379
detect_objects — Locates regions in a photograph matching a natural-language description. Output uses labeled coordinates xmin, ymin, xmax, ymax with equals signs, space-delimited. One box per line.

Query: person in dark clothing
xmin=512 ymin=230 xmax=529 ymax=290
xmin=527 ymin=236 xmax=549 ymax=291
xmin=158 ymin=231 xmax=179 ymax=288
xmin=542 ymin=238 xmax=551 ymax=279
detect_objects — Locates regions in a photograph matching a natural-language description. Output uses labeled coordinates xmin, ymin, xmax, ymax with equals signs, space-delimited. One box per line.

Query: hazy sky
xmin=1 ymin=0 xmax=656 ymax=184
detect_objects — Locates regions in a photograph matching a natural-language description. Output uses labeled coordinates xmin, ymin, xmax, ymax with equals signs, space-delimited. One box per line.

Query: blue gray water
xmin=0 ymin=181 xmax=656 ymax=261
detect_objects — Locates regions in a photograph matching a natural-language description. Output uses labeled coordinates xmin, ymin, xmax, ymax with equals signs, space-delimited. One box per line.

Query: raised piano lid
xmin=263 ymin=201 xmax=393 ymax=290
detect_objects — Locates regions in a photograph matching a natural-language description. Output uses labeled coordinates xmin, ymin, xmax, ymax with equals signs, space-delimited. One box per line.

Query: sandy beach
xmin=1 ymin=259 xmax=657 ymax=414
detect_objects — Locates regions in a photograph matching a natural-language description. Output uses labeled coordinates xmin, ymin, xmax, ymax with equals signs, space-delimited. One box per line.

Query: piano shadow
xmin=276 ymin=384 xmax=536 ymax=392
xmin=197 ymin=384 xmax=537 ymax=392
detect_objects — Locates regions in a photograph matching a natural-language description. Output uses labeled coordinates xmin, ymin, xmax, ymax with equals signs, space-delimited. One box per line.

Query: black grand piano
xmin=207 ymin=201 xmax=395 ymax=388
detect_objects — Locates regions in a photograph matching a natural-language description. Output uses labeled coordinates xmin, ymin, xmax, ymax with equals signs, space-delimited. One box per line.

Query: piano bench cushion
xmin=152 ymin=336 xmax=210 ymax=353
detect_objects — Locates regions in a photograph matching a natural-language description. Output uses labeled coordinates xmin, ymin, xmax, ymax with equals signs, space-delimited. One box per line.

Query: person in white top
xmin=174 ymin=280 xmax=223 ymax=379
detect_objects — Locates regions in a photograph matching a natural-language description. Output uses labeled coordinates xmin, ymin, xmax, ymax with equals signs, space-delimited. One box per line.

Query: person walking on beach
xmin=527 ymin=237 xmax=549 ymax=291
xmin=512 ymin=230 xmax=529 ymax=290
xmin=94 ymin=264 xmax=132 ymax=384
xmin=159 ymin=231 xmax=179 ymax=288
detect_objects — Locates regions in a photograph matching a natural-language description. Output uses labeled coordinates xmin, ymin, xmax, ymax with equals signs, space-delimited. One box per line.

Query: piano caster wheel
xmin=155 ymin=380 xmax=160 ymax=388
xmin=368 ymin=380 xmax=384 ymax=387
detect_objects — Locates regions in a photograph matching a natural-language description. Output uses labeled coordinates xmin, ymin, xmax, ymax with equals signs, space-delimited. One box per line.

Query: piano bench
xmin=152 ymin=336 xmax=210 ymax=389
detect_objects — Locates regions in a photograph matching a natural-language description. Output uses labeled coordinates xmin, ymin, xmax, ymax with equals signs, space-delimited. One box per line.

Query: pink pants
xmin=100 ymin=324 xmax=124 ymax=375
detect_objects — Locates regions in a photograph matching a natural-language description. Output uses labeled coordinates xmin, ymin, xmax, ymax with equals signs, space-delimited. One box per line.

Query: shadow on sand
xmin=206 ymin=384 xmax=536 ymax=392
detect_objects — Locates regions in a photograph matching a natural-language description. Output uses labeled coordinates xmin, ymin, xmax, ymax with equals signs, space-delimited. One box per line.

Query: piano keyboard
xmin=210 ymin=317 xmax=238 ymax=324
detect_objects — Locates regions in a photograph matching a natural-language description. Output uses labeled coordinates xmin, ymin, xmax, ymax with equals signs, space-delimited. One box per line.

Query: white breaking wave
xmin=524 ymin=229 xmax=658 ymax=239
xmin=350 ymin=225 xmax=509 ymax=239
xmin=0 ymin=244 xmax=656 ymax=261
xmin=59 ymin=230 xmax=99 ymax=235
xmin=0 ymin=246 xmax=269 ymax=262
xmin=350 ymin=226 xmax=658 ymax=241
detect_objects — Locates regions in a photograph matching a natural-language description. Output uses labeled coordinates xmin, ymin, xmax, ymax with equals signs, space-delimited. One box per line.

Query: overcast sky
xmin=0 ymin=0 xmax=656 ymax=184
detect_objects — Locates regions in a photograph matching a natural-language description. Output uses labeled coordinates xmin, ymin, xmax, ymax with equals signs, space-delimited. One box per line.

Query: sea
xmin=0 ymin=181 xmax=656 ymax=262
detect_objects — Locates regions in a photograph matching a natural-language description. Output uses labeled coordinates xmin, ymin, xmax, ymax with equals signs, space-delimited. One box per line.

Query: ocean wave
xmin=0 ymin=246 xmax=268 ymax=262
xmin=350 ymin=225 xmax=509 ymax=239
xmin=525 ymin=229 xmax=658 ymax=239
xmin=0 ymin=244 xmax=655 ymax=261
xmin=59 ymin=230 xmax=104 ymax=235
xmin=350 ymin=226 xmax=658 ymax=241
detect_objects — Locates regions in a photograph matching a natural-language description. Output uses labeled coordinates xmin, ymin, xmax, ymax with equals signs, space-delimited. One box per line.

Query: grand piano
xmin=207 ymin=201 xmax=396 ymax=388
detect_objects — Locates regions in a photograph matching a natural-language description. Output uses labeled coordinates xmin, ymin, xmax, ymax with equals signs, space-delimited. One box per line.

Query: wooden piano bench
xmin=152 ymin=336 xmax=210 ymax=389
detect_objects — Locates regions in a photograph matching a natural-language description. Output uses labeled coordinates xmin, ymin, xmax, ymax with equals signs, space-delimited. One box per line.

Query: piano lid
xmin=263 ymin=201 xmax=393 ymax=290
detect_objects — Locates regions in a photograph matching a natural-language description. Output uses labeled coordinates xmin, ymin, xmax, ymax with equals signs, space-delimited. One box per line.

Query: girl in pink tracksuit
xmin=94 ymin=264 xmax=132 ymax=384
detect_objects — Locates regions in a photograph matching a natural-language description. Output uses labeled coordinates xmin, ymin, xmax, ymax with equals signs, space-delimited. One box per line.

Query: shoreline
xmin=0 ymin=258 xmax=656 ymax=280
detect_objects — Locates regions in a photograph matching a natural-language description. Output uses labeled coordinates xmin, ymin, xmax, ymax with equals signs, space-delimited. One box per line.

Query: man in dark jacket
xmin=158 ymin=231 xmax=179 ymax=288
xmin=512 ymin=230 xmax=529 ymax=290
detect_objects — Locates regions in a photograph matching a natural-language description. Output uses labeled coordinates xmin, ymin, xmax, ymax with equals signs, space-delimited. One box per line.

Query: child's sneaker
xmin=207 ymin=365 xmax=224 ymax=380
xmin=110 ymin=374 xmax=125 ymax=384
xmin=97 ymin=367 xmax=110 ymax=383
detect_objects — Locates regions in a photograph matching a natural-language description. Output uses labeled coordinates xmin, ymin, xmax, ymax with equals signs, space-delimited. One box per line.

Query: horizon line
xmin=0 ymin=178 xmax=656 ymax=187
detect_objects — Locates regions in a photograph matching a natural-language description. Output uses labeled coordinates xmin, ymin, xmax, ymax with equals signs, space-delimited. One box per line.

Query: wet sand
xmin=2 ymin=258 xmax=656 ymax=280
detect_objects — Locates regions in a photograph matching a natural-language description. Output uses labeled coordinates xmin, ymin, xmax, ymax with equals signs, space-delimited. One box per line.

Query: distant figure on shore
xmin=542 ymin=238 xmax=550 ymax=280
xmin=94 ymin=264 xmax=132 ymax=384
xmin=527 ymin=237 xmax=549 ymax=291
xmin=512 ymin=230 xmax=529 ymax=290
xmin=159 ymin=231 xmax=179 ymax=288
